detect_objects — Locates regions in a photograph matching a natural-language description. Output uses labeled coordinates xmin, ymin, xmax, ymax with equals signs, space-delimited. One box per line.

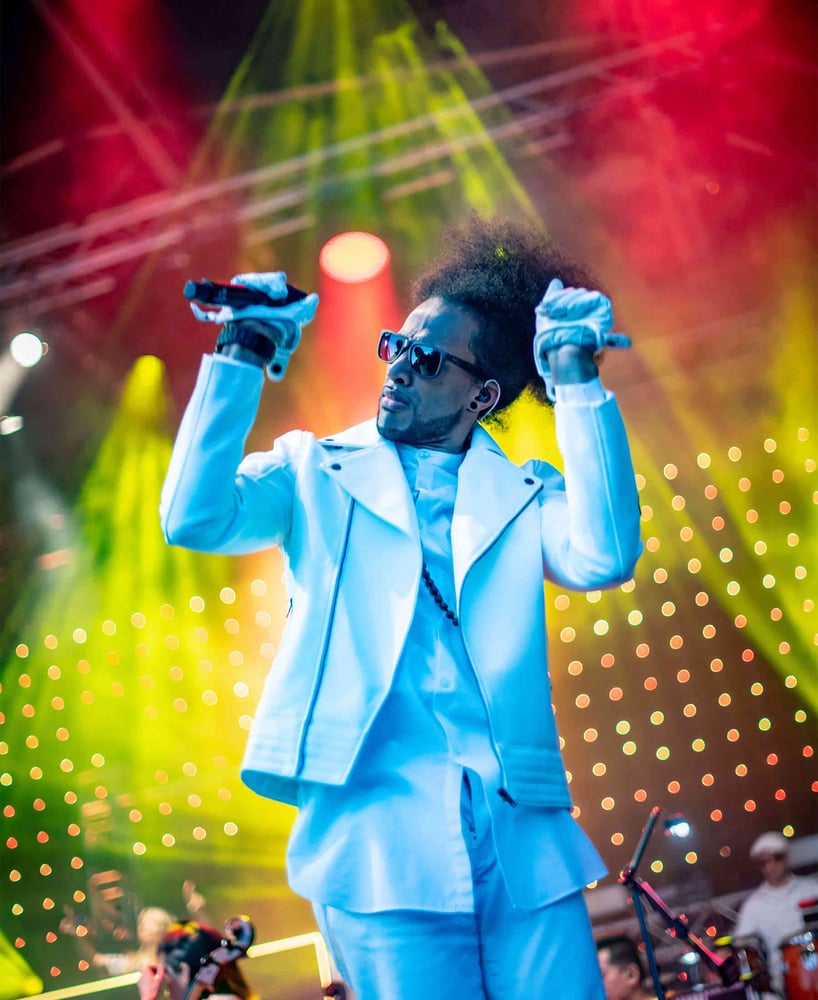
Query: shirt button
xmin=439 ymin=677 xmax=453 ymax=690
xmin=419 ymin=449 xmax=430 ymax=459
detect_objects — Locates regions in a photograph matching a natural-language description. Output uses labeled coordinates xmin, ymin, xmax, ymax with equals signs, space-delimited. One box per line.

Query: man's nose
xmin=388 ymin=351 xmax=413 ymax=383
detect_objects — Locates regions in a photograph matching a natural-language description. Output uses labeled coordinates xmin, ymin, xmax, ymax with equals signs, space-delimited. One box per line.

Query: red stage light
xmin=319 ymin=232 xmax=390 ymax=283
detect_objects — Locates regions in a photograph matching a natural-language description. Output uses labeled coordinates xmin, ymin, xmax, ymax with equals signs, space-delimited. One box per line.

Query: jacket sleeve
xmin=534 ymin=385 xmax=642 ymax=590
xmin=160 ymin=353 xmax=299 ymax=555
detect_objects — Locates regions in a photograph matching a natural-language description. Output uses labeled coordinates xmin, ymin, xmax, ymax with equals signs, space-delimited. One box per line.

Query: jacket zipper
xmin=294 ymin=497 xmax=354 ymax=776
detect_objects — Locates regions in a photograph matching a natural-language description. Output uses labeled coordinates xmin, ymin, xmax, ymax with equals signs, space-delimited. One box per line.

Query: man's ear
xmin=471 ymin=378 xmax=501 ymax=416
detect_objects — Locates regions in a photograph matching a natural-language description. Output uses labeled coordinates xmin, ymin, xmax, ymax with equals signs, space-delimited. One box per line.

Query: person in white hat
xmin=732 ymin=831 xmax=818 ymax=995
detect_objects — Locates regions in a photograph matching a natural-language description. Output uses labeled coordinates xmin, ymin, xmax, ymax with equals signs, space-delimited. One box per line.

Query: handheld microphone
xmin=183 ymin=279 xmax=308 ymax=309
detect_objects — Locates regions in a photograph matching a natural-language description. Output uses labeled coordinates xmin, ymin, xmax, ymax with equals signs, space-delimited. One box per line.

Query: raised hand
xmin=533 ymin=278 xmax=631 ymax=399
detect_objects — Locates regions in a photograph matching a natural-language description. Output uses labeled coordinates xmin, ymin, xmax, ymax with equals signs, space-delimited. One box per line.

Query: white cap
xmin=749 ymin=831 xmax=790 ymax=858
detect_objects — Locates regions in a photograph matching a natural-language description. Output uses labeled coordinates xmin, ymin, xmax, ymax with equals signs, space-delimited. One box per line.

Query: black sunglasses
xmin=378 ymin=330 xmax=486 ymax=380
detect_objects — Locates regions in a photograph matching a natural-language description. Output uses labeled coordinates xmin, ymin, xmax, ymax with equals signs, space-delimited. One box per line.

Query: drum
xmin=712 ymin=935 xmax=771 ymax=994
xmin=730 ymin=936 xmax=771 ymax=992
xmin=781 ymin=928 xmax=818 ymax=1000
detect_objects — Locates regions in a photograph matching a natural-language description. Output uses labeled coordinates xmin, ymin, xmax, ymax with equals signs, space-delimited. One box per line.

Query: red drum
xmin=781 ymin=928 xmax=818 ymax=1000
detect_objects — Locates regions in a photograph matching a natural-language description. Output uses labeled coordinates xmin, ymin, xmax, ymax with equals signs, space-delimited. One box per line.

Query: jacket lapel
xmin=451 ymin=426 xmax=542 ymax=592
xmin=318 ymin=421 xmax=417 ymax=540
xmin=318 ymin=420 xmax=542 ymax=566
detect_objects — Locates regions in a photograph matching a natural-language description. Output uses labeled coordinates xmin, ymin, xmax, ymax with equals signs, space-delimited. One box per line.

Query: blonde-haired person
xmin=61 ymin=905 xmax=173 ymax=976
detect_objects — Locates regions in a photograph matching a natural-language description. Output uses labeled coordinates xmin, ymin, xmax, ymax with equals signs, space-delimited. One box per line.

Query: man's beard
xmin=376 ymin=404 xmax=463 ymax=448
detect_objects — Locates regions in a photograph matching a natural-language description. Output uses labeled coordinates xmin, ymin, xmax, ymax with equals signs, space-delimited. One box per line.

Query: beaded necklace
xmin=421 ymin=562 xmax=459 ymax=627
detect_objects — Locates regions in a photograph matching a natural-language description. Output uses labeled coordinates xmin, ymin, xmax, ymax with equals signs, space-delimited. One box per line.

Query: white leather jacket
xmin=160 ymin=355 xmax=642 ymax=807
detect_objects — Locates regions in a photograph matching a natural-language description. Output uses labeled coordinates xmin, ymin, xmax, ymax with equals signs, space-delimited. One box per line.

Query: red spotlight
xmin=319 ymin=232 xmax=390 ymax=283
xmin=311 ymin=232 xmax=402 ymax=428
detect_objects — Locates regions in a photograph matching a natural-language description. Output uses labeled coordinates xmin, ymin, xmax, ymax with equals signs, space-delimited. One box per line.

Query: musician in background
xmin=596 ymin=935 xmax=656 ymax=1000
xmin=733 ymin=831 xmax=818 ymax=996
xmin=137 ymin=921 xmax=255 ymax=1000
xmin=61 ymin=881 xmax=209 ymax=978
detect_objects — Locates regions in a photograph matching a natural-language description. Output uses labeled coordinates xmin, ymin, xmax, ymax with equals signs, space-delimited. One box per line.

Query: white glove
xmin=533 ymin=278 xmax=631 ymax=401
xmin=190 ymin=271 xmax=319 ymax=381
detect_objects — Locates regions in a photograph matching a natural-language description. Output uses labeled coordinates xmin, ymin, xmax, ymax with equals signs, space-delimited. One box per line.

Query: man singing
xmin=160 ymin=215 xmax=643 ymax=998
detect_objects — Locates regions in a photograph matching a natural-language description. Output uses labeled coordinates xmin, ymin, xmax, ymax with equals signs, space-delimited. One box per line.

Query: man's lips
xmin=380 ymin=387 xmax=412 ymax=410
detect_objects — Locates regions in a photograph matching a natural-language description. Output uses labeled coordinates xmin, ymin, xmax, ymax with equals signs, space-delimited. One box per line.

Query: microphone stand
xmin=619 ymin=807 xmax=740 ymax=1000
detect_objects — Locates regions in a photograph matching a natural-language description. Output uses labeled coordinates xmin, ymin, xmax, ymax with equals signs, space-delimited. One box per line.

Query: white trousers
xmin=312 ymin=772 xmax=605 ymax=1000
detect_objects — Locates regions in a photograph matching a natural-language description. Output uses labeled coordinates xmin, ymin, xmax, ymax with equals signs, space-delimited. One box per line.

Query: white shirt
xmin=733 ymin=873 xmax=818 ymax=991
xmin=287 ymin=383 xmax=607 ymax=912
